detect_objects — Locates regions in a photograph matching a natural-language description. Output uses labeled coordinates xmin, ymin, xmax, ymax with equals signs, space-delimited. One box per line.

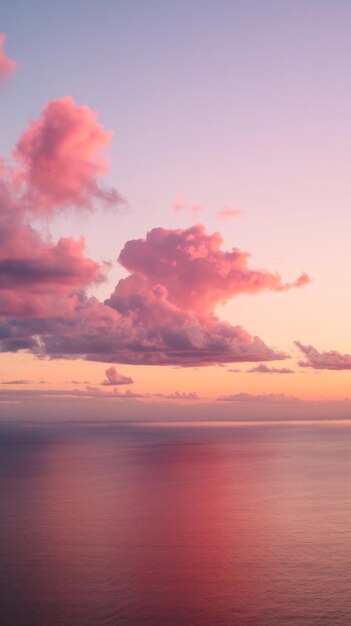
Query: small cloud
xmin=172 ymin=196 xmax=186 ymax=212
xmin=190 ymin=204 xmax=203 ymax=215
xmin=228 ymin=368 xmax=242 ymax=373
xmin=216 ymin=206 xmax=241 ymax=220
xmin=172 ymin=197 xmax=203 ymax=216
xmin=101 ymin=366 xmax=134 ymax=386
xmin=248 ymin=363 xmax=294 ymax=374
xmin=154 ymin=391 xmax=199 ymax=400
xmin=296 ymin=341 xmax=351 ymax=370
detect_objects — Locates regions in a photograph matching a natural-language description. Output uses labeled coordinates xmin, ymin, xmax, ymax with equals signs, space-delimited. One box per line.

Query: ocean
xmin=1 ymin=421 xmax=351 ymax=625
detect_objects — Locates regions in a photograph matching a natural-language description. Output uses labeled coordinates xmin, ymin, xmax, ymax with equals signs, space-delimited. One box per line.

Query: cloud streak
xmin=217 ymin=392 xmax=301 ymax=403
xmin=296 ymin=342 xmax=351 ymax=370
xmin=248 ymin=363 xmax=294 ymax=374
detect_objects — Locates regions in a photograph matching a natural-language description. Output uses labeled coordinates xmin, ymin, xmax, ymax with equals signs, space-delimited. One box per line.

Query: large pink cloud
xmin=296 ymin=342 xmax=351 ymax=370
xmin=0 ymin=224 xmax=309 ymax=365
xmin=0 ymin=97 xmax=120 ymax=317
xmin=0 ymin=289 xmax=285 ymax=365
xmin=0 ymin=34 xmax=17 ymax=80
xmin=118 ymin=225 xmax=310 ymax=316
xmin=14 ymin=97 xmax=121 ymax=214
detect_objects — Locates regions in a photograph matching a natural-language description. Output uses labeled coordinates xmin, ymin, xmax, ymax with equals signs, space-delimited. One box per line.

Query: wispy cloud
xmin=216 ymin=206 xmax=241 ymax=220
xmin=1 ymin=379 xmax=30 ymax=385
xmin=0 ymin=34 xmax=17 ymax=81
xmin=217 ymin=392 xmax=301 ymax=403
xmin=248 ymin=363 xmax=294 ymax=374
xmin=296 ymin=342 xmax=351 ymax=370
xmin=172 ymin=197 xmax=203 ymax=216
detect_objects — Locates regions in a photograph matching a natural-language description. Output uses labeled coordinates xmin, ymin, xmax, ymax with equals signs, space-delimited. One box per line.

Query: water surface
xmin=1 ymin=422 xmax=351 ymax=625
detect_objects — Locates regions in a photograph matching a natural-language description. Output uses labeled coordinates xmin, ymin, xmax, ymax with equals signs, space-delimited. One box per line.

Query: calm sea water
xmin=1 ymin=421 xmax=351 ymax=626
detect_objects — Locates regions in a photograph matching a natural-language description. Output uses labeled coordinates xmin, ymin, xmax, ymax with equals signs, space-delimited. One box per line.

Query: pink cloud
xmin=190 ymin=204 xmax=203 ymax=215
xmin=0 ymin=98 xmax=119 ymax=317
xmin=0 ymin=214 xmax=309 ymax=365
xmin=0 ymin=211 xmax=104 ymax=317
xmin=118 ymin=225 xmax=310 ymax=316
xmin=296 ymin=342 xmax=351 ymax=370
xmin=216 ymin=206 xmax=241 ymax=220
xmin=101 ymin=366 xmax=134 ymax=386
xmin=248 ymin=363 xmax=294 ymax=374
xmin=171 ymin=198 xmax=203 ymax=216
xmin=0 ymin=34 xmax=17 ymax=80
xmin=14 ymin=97 xmax=121 ymax=214
xmin=1 ymin=288 xmax=284 ymax=365
xmin=172 ymin=197 xmax=186 ymax=212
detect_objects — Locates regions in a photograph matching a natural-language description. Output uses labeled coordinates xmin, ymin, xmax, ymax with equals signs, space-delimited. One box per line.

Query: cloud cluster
xmin=0 ymin=80 xmax=310 ymax=366
xmin=0 ymin=34 xmax=17 ymax=80
xmin=296 ymin=342 xmax=351 ymax=370
xmin=154 ymin=391 xmax=199 ymax=400
xmin=0 ymin=220 xmax=310 ymax=365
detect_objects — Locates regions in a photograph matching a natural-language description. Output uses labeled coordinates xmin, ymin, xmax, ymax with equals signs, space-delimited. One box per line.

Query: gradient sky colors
xmin=1 ymin=1 xmax=351 ymax=421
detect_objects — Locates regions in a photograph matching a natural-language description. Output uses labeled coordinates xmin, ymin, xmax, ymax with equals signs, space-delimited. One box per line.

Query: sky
xmin=1 ymin=0 xmax=351 ymax=422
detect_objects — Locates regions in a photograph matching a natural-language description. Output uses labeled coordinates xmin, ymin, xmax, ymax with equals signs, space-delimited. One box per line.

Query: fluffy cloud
xmin=0 ymin=293 xmax=287 ymax=365
xmin=296 ymin=342 xmax=351 ymax=370
xmin=0 ymin=219 xmax=310 ymax=365
xmin=0 ymin=34 xmax=17 ymax=80
xmin=101 ymin=366 xmax=134 ymax=386
xmin=14 ymin=97 xmax=121 ymax=214
xmin=0 ymin=206 xmax=104 ymax=317
xmin=0 ymin=98 xmax=118 ymax=317
xmin=248 ymin=363 xmax=294 ymax=374
xmin=118 ymin=225 xmax=310 ymax=316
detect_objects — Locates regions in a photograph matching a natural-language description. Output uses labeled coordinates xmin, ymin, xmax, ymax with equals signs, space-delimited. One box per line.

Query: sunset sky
xmin=1 ymin=1 xmax=351 ymax=421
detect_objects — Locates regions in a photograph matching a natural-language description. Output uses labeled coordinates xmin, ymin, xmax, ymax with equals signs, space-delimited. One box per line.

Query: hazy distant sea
xmin=1 ymin=421 xmax=351 ymax=626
